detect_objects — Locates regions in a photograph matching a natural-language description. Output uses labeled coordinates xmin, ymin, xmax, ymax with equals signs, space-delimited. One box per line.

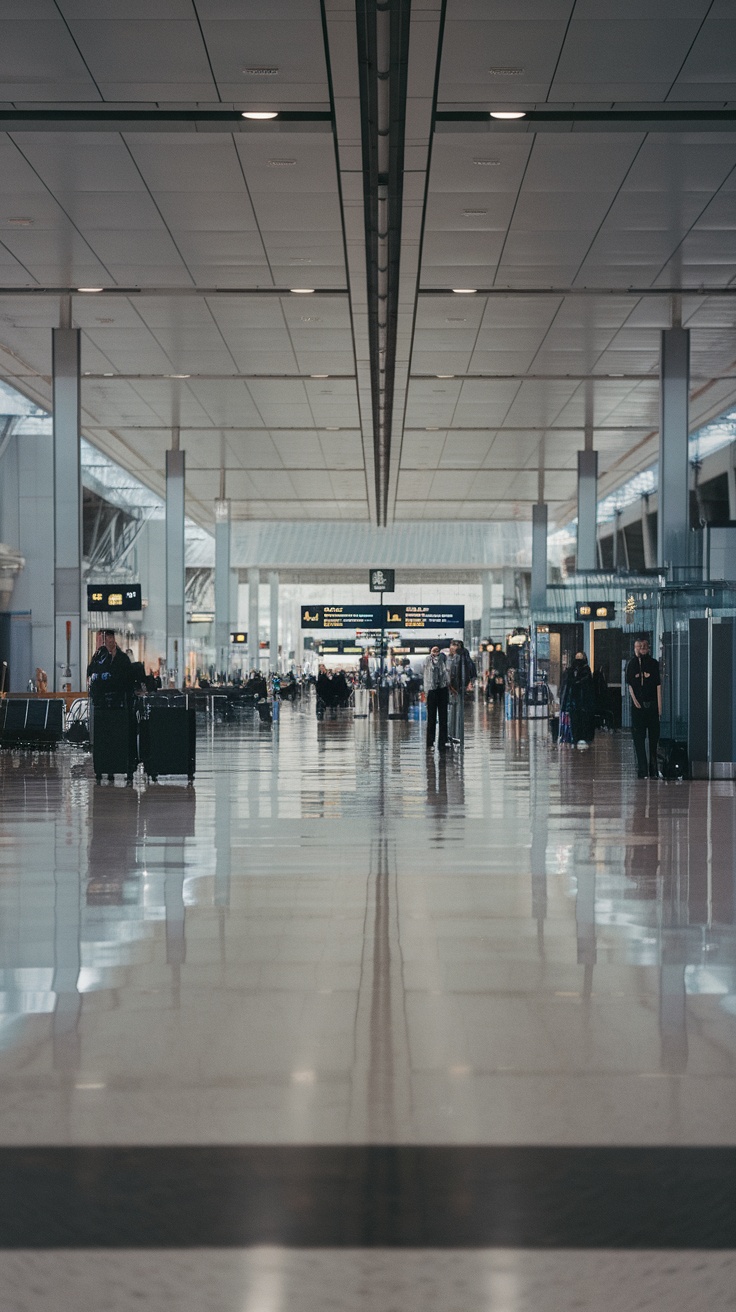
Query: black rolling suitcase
xmin=139 ymin=693 xmax=196 ymax=782
xmin=657 ymin=738 xmax=689 ymax=780
xmin=92 ymin=697 xmax=137 ymax=783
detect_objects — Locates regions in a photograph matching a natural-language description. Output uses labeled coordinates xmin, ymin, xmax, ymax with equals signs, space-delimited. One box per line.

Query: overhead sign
xmin=369 ymin=568 xmax=395 ymax=593
xmin=575 ymin=601 xmax=616 ymax=621
xmin=301 ymin=604 xmax=464 ymax=630
xmin=87 ymin=583 xmax=142 ymax=612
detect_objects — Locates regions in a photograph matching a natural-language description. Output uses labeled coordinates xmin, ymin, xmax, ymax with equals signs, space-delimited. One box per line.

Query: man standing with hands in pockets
xmin=626 ymin=636 xmax=662 ymax=778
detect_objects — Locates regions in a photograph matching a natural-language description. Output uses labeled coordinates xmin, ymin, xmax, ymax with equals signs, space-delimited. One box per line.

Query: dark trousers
xmin=426 ymin=686 xmax=449 ymax=750
xmin=631 ymin=704 xmax=659 ymax=775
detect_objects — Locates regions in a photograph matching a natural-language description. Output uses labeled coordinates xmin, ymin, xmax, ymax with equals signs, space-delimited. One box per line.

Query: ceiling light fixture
xmin=7 ymin=217 xmax=33 ymax=226
xmin=446 ymin=317 xmax=466 ymax=322
xmin=268 ymin=158 xmax=296 ymax=167
xmin=243 ymin=67 xmax=279 ymax=76
xmin=310 ymin=373 xmax=329 ymax=378
xmin=490 ymin=110 xmax=526 ymax=119
xmin=290 ymin=287 xmax=315 ymax=294
xmin=170 ymin=373 xmax=190 ymax=379
xmin=452 ymin=288 xmax=477 ymax=294
xmin=473 ymin=158 xmax=501 ymax=166
xmin=463 ymin=209 xmax=488 ymax=216
xmin=242 ymin=111 xmax=278 ymax=120
xmin=489 ymin=67 xmax=524 ymax=76
xmin=78 ymin=287 xmax=103 ymax=293
xmin=436 ymin=374 xmax=455 ymax=379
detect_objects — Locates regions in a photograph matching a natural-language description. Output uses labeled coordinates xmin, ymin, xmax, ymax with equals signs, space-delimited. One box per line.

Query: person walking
xmin=626 ymin=636 xmax=661 ymax=778
xmin=423 ymin=645 xmax=449 ymax=753
xmin=559 ymin=651 xmax=596 ymax=746
xmin=447 ymin=638 xmax=477 ymax=747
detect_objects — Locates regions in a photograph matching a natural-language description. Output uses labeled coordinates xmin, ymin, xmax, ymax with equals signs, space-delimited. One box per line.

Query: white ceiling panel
xmin=0 ymin=3 xmax=735 ymax=529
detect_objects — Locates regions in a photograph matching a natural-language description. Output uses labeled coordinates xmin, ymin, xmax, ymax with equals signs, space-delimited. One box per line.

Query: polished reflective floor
xmin=1 ymin=697 xmax=735 ymax=1305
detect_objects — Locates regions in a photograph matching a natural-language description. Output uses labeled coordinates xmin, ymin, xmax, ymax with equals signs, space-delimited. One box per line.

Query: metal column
xmin=576 ymin=449 xmax=598 ymax=572
xmin=52 ymin=327 xmax=82 ymax=692
xmin=658 ymin=326 xmax=690 ymax=574
xmin=248 ymin=567 xmax=260 ymax=670
xmin=481 ymin=572 xmax=492 ymax=641
xmin=531 ymin=504 xmax=548 ymax=612
xmin=269 ymin=571 xmax=279 ymax=672
xmin=214 ymin=497 xmax=231 ymax=676
xmin=641 ymin=495 xmax=656 ymax=570
xmin=165 ymin=444 xmax=185 ymax=686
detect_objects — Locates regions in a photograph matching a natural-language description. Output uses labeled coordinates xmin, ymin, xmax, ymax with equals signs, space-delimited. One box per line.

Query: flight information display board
xmin=87 ymin=583 xmax=142 ymax=612
xmin=301 ymin=604 xmax=464 ymax=630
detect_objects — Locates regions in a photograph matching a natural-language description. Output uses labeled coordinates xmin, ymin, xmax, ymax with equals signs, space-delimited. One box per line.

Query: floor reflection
xmin=0 ymin=708 xmax=734 ymax=1145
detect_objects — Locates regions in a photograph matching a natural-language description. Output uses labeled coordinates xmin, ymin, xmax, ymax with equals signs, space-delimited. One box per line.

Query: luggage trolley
xmin=138 ymin=691 xmax=196 ymax=783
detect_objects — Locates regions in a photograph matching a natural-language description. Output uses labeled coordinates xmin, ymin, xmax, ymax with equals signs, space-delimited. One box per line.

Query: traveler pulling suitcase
xmin=656 ymin=738 xmax=689 ymax=780
xmin=139 ymin=693 xmax=196 ymax=782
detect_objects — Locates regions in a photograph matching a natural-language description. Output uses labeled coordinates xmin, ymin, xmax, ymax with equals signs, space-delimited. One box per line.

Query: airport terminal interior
xmin=1 ymin=0 xmax=736 ymax=1307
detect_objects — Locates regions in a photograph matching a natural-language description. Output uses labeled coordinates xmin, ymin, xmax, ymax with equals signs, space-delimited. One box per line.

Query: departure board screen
xmin=87 ymin=583 xmax=142 ymax=612
xmin=301 ymin=604 xmax=464 ymax=630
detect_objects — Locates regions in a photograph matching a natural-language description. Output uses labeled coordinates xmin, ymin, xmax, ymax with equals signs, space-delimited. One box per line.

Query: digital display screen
xmin=87 ymin=583 xmax=142 ymax=612
xmin=575 ymin=601 xmax=615 ymax=621
xmin=302 ymin=604 xmax=464 ymax=631
xmin=230 ymin=632 xmax=247 ymax=644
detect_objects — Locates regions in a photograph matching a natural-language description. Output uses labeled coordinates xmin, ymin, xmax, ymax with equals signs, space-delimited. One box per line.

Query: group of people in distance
xmin=316 ymin=665 xmax=353 ymax=719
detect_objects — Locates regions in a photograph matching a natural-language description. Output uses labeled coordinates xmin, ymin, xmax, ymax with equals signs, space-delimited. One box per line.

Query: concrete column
xmin=52 ymin=327 xmax=82 ymax=691
xmin=727 ymin=446 xmax=736 ymax=521
xmin=481 ymin=571 xmax=492 ymax=640
xmin=576 ymin=450 xmax=598 ymax=572
xmin=214 ymin=497 xmax=231 ymax=675
xmin=165 ymin=443 xmax=185 ymax=685
xmin=502 ymin=566 xmax=516 ymax=612
xmin=658 ymin=326 xmax=690 ymax=573
xmin=531 ymin=504 xmax=548 ymax=612
xmin=641 ymin=495 xmax=656 ymax=570
xmin=248 ymin=567 xmax=260 ymax=670
xmin=269 ymin=570 xmax=279 ymax=671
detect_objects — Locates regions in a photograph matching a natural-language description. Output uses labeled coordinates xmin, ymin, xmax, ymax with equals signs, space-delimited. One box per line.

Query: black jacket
xmin=87 ymin=647 xmax=133 ymax=704
xmin=626 ymin=654 xmax=660 ymax=709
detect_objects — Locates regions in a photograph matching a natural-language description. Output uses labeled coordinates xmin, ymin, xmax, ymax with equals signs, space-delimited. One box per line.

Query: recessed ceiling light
xmin=489 ymin=67 xmax=524 ymax=76
xmin=436 ymin=374 xmax=455 ymax=379
xmin=243 ymin=67 xmax=279 ymax=76
xmin=425 ymin=427 xmax=440 ymax=431
xmin=446 ymin=316 xmax=466 ymax=322
xmin=242 ymin=110 xmax=278 ymax=120
xmin=325 ymin=426 xmax=340 ymax=430
xmin=170 ymin=373 xmax=190 ymax=379
xmin=7 ymin=217 xmax=33 ymax=227
xmin=290 ymin=288 xmax=315 ymax=294
xmin=78 ymin=286 xmax=103 ymax=293
xmin=473 ymin=158 xmax=501 ymax=166
xmin=268 ymin=158 xmax=296 ymax=167
xmin=310 ymin=373 xmax=329 ymax=378
xmin=300 ymin=315 xmax=321 ymax=322
xmin=490 ymin=110 xmax=526 ymax=119
xmin=452 ymin=288 xmax=477 ymax=294
xmin=102 ymin=372 xmax=113 ymax=377
xmin=463 ymin=209 xmax=488 ymax=216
